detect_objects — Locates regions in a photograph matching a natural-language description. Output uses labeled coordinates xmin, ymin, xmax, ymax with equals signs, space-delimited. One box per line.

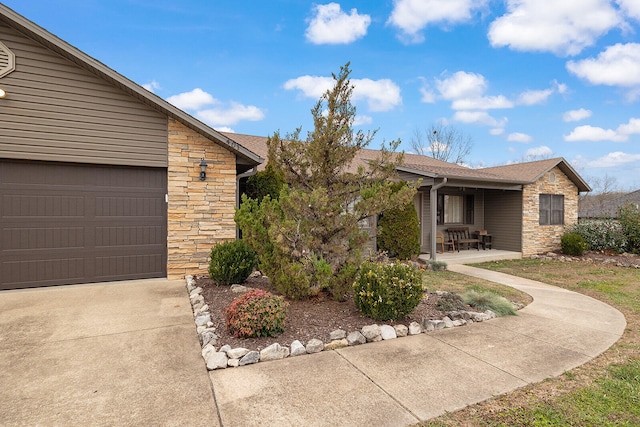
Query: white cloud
xmin=305 ymin=3 xmax=371 ymax=44
xmin=419 ymin=85 xmax=436 ymax=103
xmin=453 ymin=111 xmax=507 ymax=127
xmin=525 ymin=145 xmax=553 ymax=158
xmin=507 ymin=132 xmax=533 ymax=143
xmin=451 ymin=95 xmax=513 ymax=110
xmin=618 ymin=0 xmax=640 ymax=21
xmin=283 ymin=76 xmax=335 ymax=99
xmin=564 ymin=125 xmax=628 ymax=142
xmin=516 ymin=81 xmax=566 ymax=106
xmin=142 ymin=80 xmax=161 ymax=93
xmin=214 ymin=126 xmax=235 ymax=133
xmin=166 ymin=88 xmax=265 ymax=127
xmin=436 ymin=71 xmax=487 ymax=100
xmin=387 ymin=0 xmax=487 ymax=43
xmin=166 ymin=88 xmax=218 ymax=110
xmin=284 ymin=75 xmax=402 ymax=112
xmin=564 ymin=117 xmax=640 ymax=142
xmin=563 ymin=108 xmax=592 ymax=122
xmin=488 ymin=0 xmax=622 ymax=56
xmin=196 ymin=102 xmax=265 ymax=127
xmin=517 ymin=88 xmax=553 ymax=106
xmin=490 ymin=128 xmax=505 ymax=135
xmin=583 ymin=151 xmax=640 ymax=168
xmin=566 ymin=43 xmax=640 ymax=87
xmin=353 ymin=115 xmax=373 ymax=126
xmin=617 ymin=117 xmax=640 ymax=135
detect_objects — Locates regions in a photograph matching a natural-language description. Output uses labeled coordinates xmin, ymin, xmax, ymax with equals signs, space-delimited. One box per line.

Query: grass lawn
xmin=421 ymin=258 xmax=640 ymax=426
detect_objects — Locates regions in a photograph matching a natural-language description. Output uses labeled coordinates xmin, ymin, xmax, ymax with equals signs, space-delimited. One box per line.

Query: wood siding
xmin=0 ymin=22 xmax=167 ymax=167
xmin=484 ymin=189 xmax=522 ymax=251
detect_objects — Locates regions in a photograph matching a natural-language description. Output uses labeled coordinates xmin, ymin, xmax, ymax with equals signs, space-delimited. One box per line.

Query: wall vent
xmin=0 ymin=41 xmax=16 ymax=78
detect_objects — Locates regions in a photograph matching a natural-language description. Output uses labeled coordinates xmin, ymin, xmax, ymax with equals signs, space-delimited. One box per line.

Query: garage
xmin=0 ymin=160 xmax=167 ymax=290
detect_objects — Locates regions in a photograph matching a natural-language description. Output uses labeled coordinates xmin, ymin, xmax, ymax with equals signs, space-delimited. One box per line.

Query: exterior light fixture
xmin=0 ymin=88 xmax=6 ymax=98
xmin=199 ymin=158 xmax=208 ymax=181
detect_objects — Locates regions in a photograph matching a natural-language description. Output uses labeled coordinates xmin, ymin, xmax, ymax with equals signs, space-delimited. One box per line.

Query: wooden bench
xmin=446 ymin=227 xmax=480 ymax=251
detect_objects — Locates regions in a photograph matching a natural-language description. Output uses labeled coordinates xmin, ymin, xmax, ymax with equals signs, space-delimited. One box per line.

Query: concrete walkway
xmin=0 ymin=279 xmax=219 ymax=426
xmin=0 ymin=268 xmax=626 ymax=426
xmin=209 ymin=265 xmax=626 ymax=426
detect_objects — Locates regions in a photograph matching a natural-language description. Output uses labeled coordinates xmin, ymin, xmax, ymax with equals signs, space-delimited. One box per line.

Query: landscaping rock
xmin=361 ymin=324 xmax=382 ymax=342
xmin=227 ymin=358 xmax=240 ymax=368
xmin=470 ymin=312 xmax=490 ymax=322
xmin=347 ymin=331 xmax=366 ymax=345
xmin=290 ymin=340 xmax=307 ymax=356
xmin=442 ymin=316 xmax=454 ymax=328
xmin=329 ymin=329 xmax=347 ymax=341
xmin=484 ymin=310 xmax=497 ymax=319
xmin=219 ymin=344 xmax=231 ymax=353
xmin=194 ymin=304 xmax=210 ymax=316
xmin=408 ymin=322 xmax=422 ymax=335
xmin=194 ymin=312 xmax=211 ymax=326
xmin=394 ymin=324 xmax=408 ymax=337
xmin=230 ymin=284 xmax=249 ymax=293
xmin=324 ymin=339 xmax=348 ymax=350
xmin=226 ymin=347 xmax=250 ymax=359
xmin=200 ymin=329 xmax=218 ymax=347
xmin=201 ymin=343 xmax=216 ymax=360
xmin=427 ymin=319 xmax=445 ymax=331
xmin=305 ymin=339 xmax=325 ymax=354
xmin=239 ymin=351 xmax=260 ymax=366
xmin=380 ymin=325 xmax=397 ymax=340
xmin=205 ymin=352 xmax=228 ymax=370
xmin=452 ymin=319 xmax=467 ymax=327
xmin=260 ymin=343 xmax=289 ymax=361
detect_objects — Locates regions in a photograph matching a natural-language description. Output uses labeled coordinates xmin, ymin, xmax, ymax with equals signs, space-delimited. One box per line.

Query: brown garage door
xmin=0 ymin=160 xmax=167 ymax=290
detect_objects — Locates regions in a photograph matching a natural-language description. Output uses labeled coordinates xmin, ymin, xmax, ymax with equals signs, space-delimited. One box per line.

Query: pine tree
xmin=236 ymin=63 xmax=416 ymax=300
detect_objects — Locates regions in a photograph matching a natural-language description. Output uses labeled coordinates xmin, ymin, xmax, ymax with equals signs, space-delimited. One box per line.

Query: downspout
xmin=236 ymin=167 xmax=257 ymax=239
xmin=430 ymin=177 xmax=448 ymax=260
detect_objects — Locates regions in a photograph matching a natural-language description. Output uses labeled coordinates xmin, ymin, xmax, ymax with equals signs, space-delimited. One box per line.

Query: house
xmin=579 ymin=189 xmax=640 ymax=219
xmin=0 ymin=5 xmax=262 ymax=290
xmin=224 ymin=133 xmax=591 ymax=259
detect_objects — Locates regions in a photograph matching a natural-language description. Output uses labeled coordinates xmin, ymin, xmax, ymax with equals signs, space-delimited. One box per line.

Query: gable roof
xmin=481 ymin=158 xmax=591 ymax=192
xmin=223 ymin=132 xmax=591 ymax=191
xmin=0 ymin=4 xmax=262 ymax=170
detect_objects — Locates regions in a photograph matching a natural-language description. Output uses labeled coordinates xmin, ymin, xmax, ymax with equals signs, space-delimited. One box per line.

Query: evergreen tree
xmin=236 ymin=63 xmax=415 ymax=300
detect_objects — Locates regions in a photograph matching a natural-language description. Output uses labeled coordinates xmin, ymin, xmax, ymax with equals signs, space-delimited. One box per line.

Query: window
xmin=437 ymin=194 xmax=474 ymax=225
xmin=539 ymin=194 xmax=564 ymax=225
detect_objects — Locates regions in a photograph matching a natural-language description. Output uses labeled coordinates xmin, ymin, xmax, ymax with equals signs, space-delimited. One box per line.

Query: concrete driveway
xmin=0 ymin=268 xmax=627 ymax=426
xmin=0 ymin=279 xmax=218 ymax=426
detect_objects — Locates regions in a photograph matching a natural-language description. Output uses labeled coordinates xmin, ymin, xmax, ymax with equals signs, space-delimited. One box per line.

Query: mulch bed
xmin=196 ymin=274 xmax=459 ymax=352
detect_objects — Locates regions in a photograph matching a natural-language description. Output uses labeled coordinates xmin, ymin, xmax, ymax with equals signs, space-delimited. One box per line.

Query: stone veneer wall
xmin=521 ymin=166 xmax=579 ymax=256
xmin=167 ymin=118 xmax=237 ymax=279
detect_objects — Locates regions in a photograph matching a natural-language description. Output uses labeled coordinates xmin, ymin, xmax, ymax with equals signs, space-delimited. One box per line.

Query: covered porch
xmin=419 ymin=249 xmax=522 ymax=266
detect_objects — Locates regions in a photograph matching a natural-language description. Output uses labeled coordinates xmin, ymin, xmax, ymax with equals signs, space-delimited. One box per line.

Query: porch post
xmin=429 ymin=178 xmax=448 ymax=260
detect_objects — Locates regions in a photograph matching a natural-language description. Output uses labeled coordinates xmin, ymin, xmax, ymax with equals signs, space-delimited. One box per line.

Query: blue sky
xmin=5 ymin=0 xmax=640 ymax=190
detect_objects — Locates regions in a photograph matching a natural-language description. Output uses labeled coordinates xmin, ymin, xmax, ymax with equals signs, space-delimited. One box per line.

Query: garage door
xmin=0 ymin=160 xmax=167 ymax=290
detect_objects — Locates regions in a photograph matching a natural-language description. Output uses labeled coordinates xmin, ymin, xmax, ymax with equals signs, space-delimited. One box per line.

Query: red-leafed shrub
xmin=224 ymin=289 xmax=288 ymax=338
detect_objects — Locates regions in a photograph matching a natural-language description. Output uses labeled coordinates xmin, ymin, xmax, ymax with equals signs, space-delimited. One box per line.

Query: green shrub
xmin=561 ymin=232 xmax=588 ymax=256
xmin=377 ymin=190 xmax=421 ymax=260
xmin=435 ymin=292 xmax=468 ymax=312
xmin=208 ymin=240 xmax=257 ymax=285
xmin=244 ymin=163 xmax=285 ymax=202
xmin=618 ymin=203 xmax=640 ymax=254
xmin=462 ymin=290 xmax=516 ymax=316
xmin=569 ymin=219 xmax=627 ymax=253
xmin=353 ymin=261 xmax=424 ymax=321
xmin=425 ymin=260 xmax=447 ymax=271
xmin=224 ymin=289 xmax=288 ymax=338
